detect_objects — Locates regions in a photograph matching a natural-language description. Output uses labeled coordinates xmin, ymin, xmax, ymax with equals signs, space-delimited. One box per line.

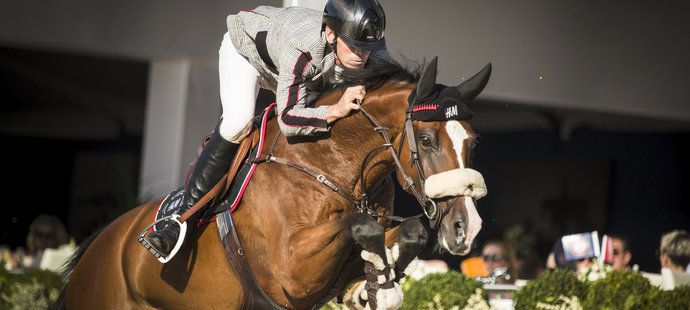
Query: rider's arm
xmin=275 ymin=47 xmax=365 ymax=137
xmin=275 ymin=47 xmax=330 ymax=137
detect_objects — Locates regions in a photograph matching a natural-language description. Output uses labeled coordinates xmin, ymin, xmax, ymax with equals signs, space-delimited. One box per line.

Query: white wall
xmin=139 ymin=59 xmax=190 ymax=199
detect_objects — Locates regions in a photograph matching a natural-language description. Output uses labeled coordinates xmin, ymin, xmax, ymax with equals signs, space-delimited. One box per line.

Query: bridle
xmin=358 ymin=103 xmax=457 ymax=230
xmin=252 ymin=95 xmax=457 ymax=230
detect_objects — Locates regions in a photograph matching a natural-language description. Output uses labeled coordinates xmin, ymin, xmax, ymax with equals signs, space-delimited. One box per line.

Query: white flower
xmin=577 ymin=259 xmax=613 ymax=283
xmin=462 ymin=288 xmax=490 ymax=310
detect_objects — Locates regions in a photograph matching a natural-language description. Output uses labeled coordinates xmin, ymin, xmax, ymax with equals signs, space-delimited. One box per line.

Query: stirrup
xmin=138 ymin=214 xmax=188 ymax=263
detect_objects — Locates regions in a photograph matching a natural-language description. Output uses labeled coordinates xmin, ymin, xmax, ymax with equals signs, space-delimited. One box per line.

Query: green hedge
xmin=402 ymin=271 xmax=488 ymax=310
xmin=7 ymin=266 xmax=684 ymax=310
xmin=513 ymin=269 xmax=690 ymax=310
xmin=400 ymin=268 xmax=690 ymax=309
xmin=650 ymin=285 xmax=690 ymax=309
xmin=0 ymin=268 xmax=63 ymax=309
xmin=513 ymin=269 xmax=588 ymax=309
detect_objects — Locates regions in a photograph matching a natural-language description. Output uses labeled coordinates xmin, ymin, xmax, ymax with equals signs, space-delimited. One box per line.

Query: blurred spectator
xmin=551 ymin=239 xmax=591 ymax=274
xmin=24 ymin=214 xmax=70 ymax=268
xmin=608 ymin=234 xmax=632 ymax=271
xmin=481 ymin=240 xmax=517 ymax=283
xmin=659 ymin=229 xmax=690 ymax=273
xmin=546 ymin=251 xmax=556 ymax=269
xmin=502 ymin=223 xmax=548 ymax=279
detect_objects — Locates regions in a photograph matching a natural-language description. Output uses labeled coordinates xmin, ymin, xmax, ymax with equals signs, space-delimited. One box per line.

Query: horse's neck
xmin=298 ymin=83 xmax=412 ymax=195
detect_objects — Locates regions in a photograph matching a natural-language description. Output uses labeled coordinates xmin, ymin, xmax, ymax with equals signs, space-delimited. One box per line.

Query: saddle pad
xmin=210 ymin=103 xmax=276 ymax=215
xmin=149 ymin=103 xmax=277 ymax=230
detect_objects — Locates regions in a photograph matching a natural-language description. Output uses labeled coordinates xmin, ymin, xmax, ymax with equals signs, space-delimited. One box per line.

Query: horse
xmin=58 ymin=56 xmax=490 ymax=309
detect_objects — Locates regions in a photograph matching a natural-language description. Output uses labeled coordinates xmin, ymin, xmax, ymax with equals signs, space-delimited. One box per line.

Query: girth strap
xmin=217 ymin=211 xmax=287 ymax=310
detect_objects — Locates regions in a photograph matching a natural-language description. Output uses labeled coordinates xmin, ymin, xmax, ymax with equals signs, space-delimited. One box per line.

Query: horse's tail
xmin=53 ymin=227 xmax=104 ymax=310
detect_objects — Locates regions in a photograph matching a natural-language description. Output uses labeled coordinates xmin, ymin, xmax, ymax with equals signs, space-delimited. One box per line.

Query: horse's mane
xmin=325 ymin=55 xmax=422 ymax=91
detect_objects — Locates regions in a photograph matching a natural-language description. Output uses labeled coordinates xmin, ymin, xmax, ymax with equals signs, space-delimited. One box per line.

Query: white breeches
xmin=218 ymin=32 xmax=261 ymax=142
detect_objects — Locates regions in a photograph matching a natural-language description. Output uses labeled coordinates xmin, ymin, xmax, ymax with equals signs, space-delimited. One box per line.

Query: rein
xmin=249 ymin=102 xmax=447 ymax=228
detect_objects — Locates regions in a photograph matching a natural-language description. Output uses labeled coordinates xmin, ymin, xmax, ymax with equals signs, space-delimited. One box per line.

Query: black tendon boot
xmin=144 ymin=127 xmax=239 ymax=261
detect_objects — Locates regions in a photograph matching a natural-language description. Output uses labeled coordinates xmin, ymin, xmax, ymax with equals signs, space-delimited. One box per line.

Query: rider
xmin=143 ymin=0 xmax=390 ymax=260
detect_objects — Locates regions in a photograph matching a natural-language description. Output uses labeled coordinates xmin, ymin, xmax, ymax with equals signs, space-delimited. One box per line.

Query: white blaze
xmin=444 ymin=120 xmax=483 ymax=255
xmin=445 ymin=121 xmax=469 ymax=169
xmin=462 ymin=196 xmax=482 ymax=253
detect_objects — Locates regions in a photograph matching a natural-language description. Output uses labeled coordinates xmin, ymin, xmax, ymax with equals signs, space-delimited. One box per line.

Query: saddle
xmin=153 ymin=105 xmax=269 ymax=227
xmin=151 ymin=104 xmax=289 ymax=309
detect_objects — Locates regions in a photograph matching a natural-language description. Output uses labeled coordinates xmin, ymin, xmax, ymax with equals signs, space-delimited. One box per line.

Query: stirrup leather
xmin=138 ymin=214 xmax=188 ymax=263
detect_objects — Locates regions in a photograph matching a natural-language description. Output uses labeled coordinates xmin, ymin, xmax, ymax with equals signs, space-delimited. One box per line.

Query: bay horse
xmin=59 ymin=57 xmax=490 ymax=309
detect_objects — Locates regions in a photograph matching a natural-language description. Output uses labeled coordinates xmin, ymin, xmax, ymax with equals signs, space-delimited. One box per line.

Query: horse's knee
xmin=392 ymin=218 xmax=429 ymax=275
xmin=347 ymin=213 xmax=384 ymax=251
xmin=398 ymin=217 xmax=429 ymax=250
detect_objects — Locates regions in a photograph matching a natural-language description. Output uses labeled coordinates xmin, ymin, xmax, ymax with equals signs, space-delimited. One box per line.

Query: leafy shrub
xmin=515 ymin=268 xmax=690 ymax=310
xmin=648 ymin=285 xmax=690 ymax=310
xmin=0 ymin=268 xmax=63 ymax=309
xmin=583 ymin=270 xmax=654 ymax=310
xmin=402 ymin=271 xmax=488 ymax=310
xmin=321 ymin=300 xmax=348 ymax=310
xmin=513 ymin=269 xmax=588 ymax=310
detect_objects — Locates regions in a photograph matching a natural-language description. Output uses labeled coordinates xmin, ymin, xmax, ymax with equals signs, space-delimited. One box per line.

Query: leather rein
xmin=248 ymin=103 xmax=452 ymax=229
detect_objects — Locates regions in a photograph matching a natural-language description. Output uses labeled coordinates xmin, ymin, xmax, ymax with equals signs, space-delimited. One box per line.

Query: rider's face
xmin=335 ymin=37 xmax=370 ymax=69
xmin=325 ymin=26 xmax=371 ymax=69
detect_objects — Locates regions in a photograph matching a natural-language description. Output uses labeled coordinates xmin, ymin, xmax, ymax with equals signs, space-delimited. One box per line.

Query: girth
xmin=212 ymin=104 xmax=336 ymax=310
xmin=216 ymin=210 xmax=286 ymax=310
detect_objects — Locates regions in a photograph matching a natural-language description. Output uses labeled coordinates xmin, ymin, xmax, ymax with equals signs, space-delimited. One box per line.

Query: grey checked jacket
xmin=226 ymin=6 xmax=390 ymax=137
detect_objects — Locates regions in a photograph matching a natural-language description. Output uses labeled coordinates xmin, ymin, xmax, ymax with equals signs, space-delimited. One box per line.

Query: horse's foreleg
xmin=344 ymin=217 xmax=429 ymax=310
xmin=343 ymin=213 xmax=404 ymax=310
xmin=386 ymin=217 xmax=429 ymax=281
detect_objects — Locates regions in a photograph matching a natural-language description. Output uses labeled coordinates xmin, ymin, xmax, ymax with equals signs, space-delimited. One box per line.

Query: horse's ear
xmin=457 ymin=63 xmax=492 ymax=102
xmin=416 ymin=56 xmax=438 ymax=99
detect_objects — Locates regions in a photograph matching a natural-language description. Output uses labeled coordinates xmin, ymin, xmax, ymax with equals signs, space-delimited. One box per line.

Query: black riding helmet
xmin=322 ymin=0 xmax=386 ymax=52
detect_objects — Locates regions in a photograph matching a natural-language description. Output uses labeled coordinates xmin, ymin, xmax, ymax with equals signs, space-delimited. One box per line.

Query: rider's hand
xmin=326 ymin=85 xmax=365 ymax=123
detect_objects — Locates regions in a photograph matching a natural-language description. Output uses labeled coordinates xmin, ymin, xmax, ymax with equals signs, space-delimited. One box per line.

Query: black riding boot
xmin=145 ymin=128 xmax=239 ymax=258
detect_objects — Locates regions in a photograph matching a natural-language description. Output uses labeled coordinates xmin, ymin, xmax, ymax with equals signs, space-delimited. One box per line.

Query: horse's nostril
xmin=454 ymin=221 xmax=466 ymax=239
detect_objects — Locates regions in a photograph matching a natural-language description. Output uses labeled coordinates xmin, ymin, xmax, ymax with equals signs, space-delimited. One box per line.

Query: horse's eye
xmin=470 ymin=136 xmax=480 ymax=149
xmin=419 ymin=135 xmax=432 ymax=147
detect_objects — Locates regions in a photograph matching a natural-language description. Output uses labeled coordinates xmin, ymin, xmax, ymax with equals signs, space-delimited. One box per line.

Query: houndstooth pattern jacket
xmin=226 ymin=6 xmax=390 ymax=137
